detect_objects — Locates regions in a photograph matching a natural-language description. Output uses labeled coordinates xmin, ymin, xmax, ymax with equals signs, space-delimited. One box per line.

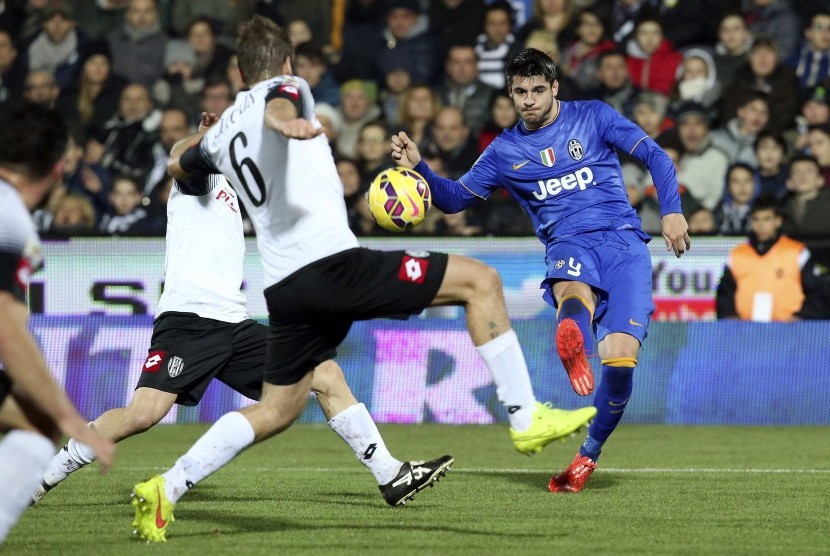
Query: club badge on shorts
xmin=168 ymin=356 xmax=184 ymax=378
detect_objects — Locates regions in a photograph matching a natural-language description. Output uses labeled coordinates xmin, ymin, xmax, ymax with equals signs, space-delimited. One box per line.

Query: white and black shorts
xmin=262 ymin=248 xmax=448 ymax=385
xmin=136 ymin=312 xmax=265 ymax=406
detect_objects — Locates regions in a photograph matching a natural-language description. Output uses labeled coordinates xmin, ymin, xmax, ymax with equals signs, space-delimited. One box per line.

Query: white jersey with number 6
xmin=200 ymin=75 xmax=358 ymax=289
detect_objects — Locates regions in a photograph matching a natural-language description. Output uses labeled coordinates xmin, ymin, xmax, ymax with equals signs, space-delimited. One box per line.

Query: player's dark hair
xmin=505 ymin=48 xmax=559 ymax=88
xmin=750 ymin=193 xmax=782 ymax=216
xmin=236 ymin=15 xmax=293 ymax=85
xmin=0 ymin=104 xmax=67 ymax=180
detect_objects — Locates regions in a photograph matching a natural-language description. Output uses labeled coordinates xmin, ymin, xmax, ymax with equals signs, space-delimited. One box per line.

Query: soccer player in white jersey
xmin=33 ymin=114 xmax=448 ymax=510
xmin=131 ymin=16 xmax=596 ymax=542
xmin=0 ymin=105 xmax=115 ymax=544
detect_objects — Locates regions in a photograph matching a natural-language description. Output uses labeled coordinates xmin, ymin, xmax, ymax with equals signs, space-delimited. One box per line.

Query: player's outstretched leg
xmin=313 ymin=361 xmax=453 ymax=506
xmin=33 ymin=388 xmax=176 ymax=504
xmin=131 ymin=475 xmax=174 ymax=543
xmin=556 ymin=295 xmax=595 ymax=396
xmin=432 ymin=255 xmax=596 ymax=455
xmin=549 ymin=357 xmax=635 ymax=493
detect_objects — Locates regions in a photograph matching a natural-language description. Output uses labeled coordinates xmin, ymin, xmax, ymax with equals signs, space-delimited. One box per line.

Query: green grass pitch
xmin=8 ymin=424 xmax=830 ymax=555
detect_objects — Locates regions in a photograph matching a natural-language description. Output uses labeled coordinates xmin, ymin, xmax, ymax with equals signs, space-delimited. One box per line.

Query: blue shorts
xmin=541 ymin=229 xmax=654 ymax=345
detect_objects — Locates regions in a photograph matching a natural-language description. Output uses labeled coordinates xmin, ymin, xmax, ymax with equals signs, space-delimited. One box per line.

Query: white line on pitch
xmin=116 ymin=466 xmax=830 ymax=474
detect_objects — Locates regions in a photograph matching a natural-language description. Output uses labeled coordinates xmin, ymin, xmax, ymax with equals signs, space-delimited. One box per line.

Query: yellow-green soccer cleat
xmin=131 ymin=475 xmax=175 ymax=543
xmin=510 ymin=402 xmax=597 ymax=455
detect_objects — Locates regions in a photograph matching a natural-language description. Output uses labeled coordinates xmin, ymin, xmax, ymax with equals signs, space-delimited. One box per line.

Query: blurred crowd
xmin=2 ymin=0 xmax=830 ymax=241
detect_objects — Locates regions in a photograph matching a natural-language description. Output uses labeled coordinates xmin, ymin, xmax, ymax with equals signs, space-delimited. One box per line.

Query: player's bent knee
xmin=310 ymin=361 xmax=346 ymax=397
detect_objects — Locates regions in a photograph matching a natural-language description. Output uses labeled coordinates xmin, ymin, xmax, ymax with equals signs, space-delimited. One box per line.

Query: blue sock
xmin=579 ymin=361 xmax=635 ymax=462
xmin=557 ymin=295 xmax=595 ymax=356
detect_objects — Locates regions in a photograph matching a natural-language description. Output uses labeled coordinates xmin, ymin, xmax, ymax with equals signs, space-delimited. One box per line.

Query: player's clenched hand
xmin=661 ymin=213 xmax=691 ymax=258
xmin=279 ymin=118 xmax=326 ymax=140
xmin=391 ymin=131 xmax=421 ymax=168
xmin=198 ymin=111 xmax=219 ymax=132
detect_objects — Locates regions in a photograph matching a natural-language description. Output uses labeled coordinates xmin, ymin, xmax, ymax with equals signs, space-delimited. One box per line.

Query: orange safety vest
xmin=730 ymin=236 xmax=806 ymax=321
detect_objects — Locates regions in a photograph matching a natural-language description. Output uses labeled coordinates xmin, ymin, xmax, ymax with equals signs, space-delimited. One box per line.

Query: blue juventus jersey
xmin=459 ymin=100 xmax=680 ymax=243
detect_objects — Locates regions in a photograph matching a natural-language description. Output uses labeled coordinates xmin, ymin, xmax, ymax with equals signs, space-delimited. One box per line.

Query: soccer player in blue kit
xmin=391 ymin=48 xmax=690 ymax=493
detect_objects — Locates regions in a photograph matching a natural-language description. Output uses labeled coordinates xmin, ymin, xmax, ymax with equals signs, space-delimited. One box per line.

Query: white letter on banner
xmin=370 ymin=330 xmax=495 ymax=424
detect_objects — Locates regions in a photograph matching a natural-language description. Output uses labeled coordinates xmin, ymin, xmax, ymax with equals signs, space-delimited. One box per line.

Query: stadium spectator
xmin=711 ymin=91 xmax=770 ymax=166
xmin=754 ymin=131 xmax=789 ymax=199
xmin=563 ymin=8 xmax=616 ymax=93
xmin=314 ymin=102 xmax=342 ymax=150
xmin=686 ymin=205 xmax=716 ymax=234
xmin=287 ymin=20 xmax=312 ymax=47
xmin=266 ymin=0 xmax=333 ymax=51
xmin=721 ymin=36 xmax=799 ymax=134
xmin=673 ymin=101 xmax=730 ymax=210
xmin=781 ymin=153 xmax=830 ymax=238
xmin=145 ymin=107 xmax=191 ymax=195
xmin=379 ymin=67 xmax=412 ymax=128
xmin=337 ymin=157 xmax=376 ymax=235
xmin=26 ymin=2 xmax=87 ymax=90
xmin=478 ymin=90 xmax=518 ymax=151
xmin=429 ymin=0 xmax=486 ymax=58
xmin=610 ymin=0 xmax=648 ymax=45
xmin=294 ymin=42 xmax=340 ymax=107
xmin=716 ymin=194 xmax=828 ymax=321
xmin=589 ymin=49 xmax=639 ymax=118
xmin=515 ymin=0 xmax=577 ymax=53
xmin=714 ymin=12 xmax=752 ymax=91
xmin=169 ymin=0 xmax=255 ymax=44
xmin=90 ymin=82 xmax=160 ymax=185
xmin=715 ymin=162 xmax=759 ymax=235
xmin=356 ymin=120 xmax=395 ymax=188
xmin=99 ymin=174 xmax=151 ymax=234
xmin=107 ymin=0 xmax=168 ymax=87
xmin=631 ymin=90 xmax=672 ymax=139
xmin=336 ymin=79 xmax=382 ymax=159
xmin=439 ymin=44 xmax=496 ymax=134
xmin=22 ymin=70 xmax=59 ymax=107
xmin=744 ymin=0 xmax=802 ymax=60
xmin=198 ymin=77 xmax=234 ymax=127
xmin=151 ymin=40 xmax=204 ymax=121
xmin=394 ymin=83 xmax=439 ymax=149
xmin=185 ymin=16 xmax=232 ymax=81
xmin=0 ymin=29 xmax=25 ymax=110
xmin=377 ymin=0 xmax=439 ymax=87
xmin=650 ymin=0 xmax=711 ymax=50
xmin=793 ymin=84 xmax=830 ymax=150
xmin=62 ymin=132 xmax=112 ymax=220
xmin=475 ymin=0 xmax=516 ymax=89
xmin=72 ymin=0 xmax=129 ymax=42
xmin=427 ymin=106 xmax=480 ymax=180
xmin=331 ymin=0 xmax=386 ymax=83
xmin=786 ymin=11 xmax=830 ymax=89
xmin=50 ymin=192 xmax=97 ymax=233
xmin=670 ymin=48 xmax=722 ymax=116
xmin=805 ymin=123 xmax=830 ymax=185
xmin=55 ymin=40 xmax=125 ymax=139
xmin=624 ymin=13 xmax=682 ymax=96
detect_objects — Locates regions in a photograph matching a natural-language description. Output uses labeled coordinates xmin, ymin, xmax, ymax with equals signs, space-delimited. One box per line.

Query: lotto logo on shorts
xmin=143 ymin=350 xmax=166 ymax=373
xmin=398 ymin=255 xmax=428 ymax=284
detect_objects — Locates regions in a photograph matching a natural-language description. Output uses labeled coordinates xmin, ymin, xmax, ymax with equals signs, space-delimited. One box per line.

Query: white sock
xmin=328 ymin=403 xmax=402 ymax=485
xmin=42 ymin=437 xmax=96 ymax=487
xmin=162 ymin=411 xmax=254 ymax=503
xmin=0 ymin=431 xmax=55 ymax=542
xmin=476 ymin=329 xmax=538 ymax=431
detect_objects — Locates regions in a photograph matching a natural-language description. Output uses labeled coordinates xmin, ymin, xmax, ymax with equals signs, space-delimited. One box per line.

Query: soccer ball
xmin=367 ymin=167 xmax=431 ymax=232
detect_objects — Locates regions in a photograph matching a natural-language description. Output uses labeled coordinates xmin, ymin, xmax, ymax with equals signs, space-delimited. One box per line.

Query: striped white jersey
xmin=156 ymin=175 xmax=248 ymax=323
xmin=200 ymin=75 xmax=358 ymax=289
xmin=0 ymin=180 xmax=42 ymax=303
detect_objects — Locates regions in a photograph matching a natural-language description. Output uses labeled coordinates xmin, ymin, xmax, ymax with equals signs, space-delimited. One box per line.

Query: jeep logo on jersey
xmin=568 ymin=139 xmax=584 ymax=160
xmin=540 ymin=147 xmax=555 ymax=167
xmin=168 ymin=356 xmax=184 ymax=378
xmin=532 ymin=167 xmax=595 ymax=200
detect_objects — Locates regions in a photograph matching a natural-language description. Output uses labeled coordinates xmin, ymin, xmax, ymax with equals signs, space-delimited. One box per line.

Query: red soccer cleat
xmin=556 ymin=318 xmax=594 ymax=396
xmin=548 ymin=453 xmax=597 ymax=493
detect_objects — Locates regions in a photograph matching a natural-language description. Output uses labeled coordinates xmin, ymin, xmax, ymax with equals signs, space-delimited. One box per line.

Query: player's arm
xmin=167 ymin=112 xmax=220 ymax=194
xmin=0 ymin=292 xmax=115 ymax=470
xmin=263 ymin=84 xmax=324 ymax=140
xmin=391 ymin=131 xmax=483 ymax=214
xmin=598 ymin=102 xmax=690 ymax=257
